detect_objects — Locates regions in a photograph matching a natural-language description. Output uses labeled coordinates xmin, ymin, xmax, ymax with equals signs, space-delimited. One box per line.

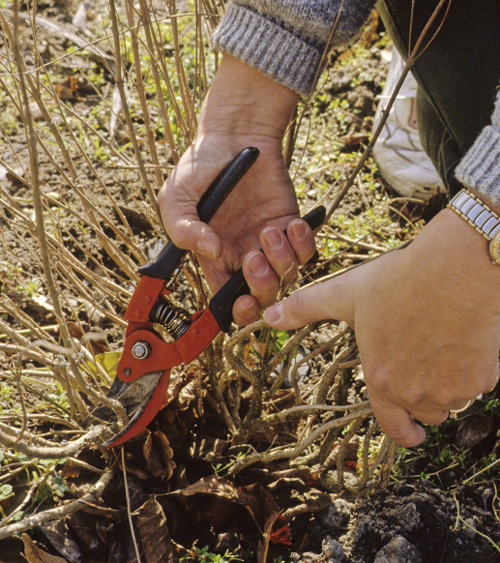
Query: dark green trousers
xmin=377 ymin=0 xmax=500 ymax=196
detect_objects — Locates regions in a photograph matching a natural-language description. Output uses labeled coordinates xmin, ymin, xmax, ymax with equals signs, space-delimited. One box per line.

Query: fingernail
xmin=262 ymin=227 xmax=282 ymax=249
xmin=196 ymin=239 xmax=216 ymax=259
xmin=289 ymin=220 xmax=307 ymax=240
xmin=247 ymin=252 xmax=267 ymax=276
xmin=264 ymin=303 xmax=282 ymax=324
xmin=243 ymin=301 xmax=259 ymax=320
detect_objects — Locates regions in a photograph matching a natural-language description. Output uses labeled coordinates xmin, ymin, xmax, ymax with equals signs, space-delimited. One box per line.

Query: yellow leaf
xmin=86 ymin=351 xmax=122 ymax=380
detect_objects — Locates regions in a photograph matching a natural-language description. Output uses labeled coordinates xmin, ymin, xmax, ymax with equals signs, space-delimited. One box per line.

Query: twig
xmin=0 ymin=8 xmax=115 ymax=65
xmin=2 ymin=472 xmax=51 ymax=525
xmin=358 ymin=420 xmax=379 ymax=489
xmin=122 ymin=448 xmax=143 ymax=563
xmin=0 ymin=424 xmax=107 ymax=459
xmin=0 ymin=470 xmax=113 ymax=540
xmin=335 ymin=417 xmax=364 ymax=488
xmin=108 ymin=0 xmax=159 ymax=222
xmin=9 ymin=2 xmax=85 ymax=416
xmin=255 ymin=401 xmax=371 ymax=426
xmin=228 ymin=404 xmax=373 ymax=474
xmin=462 ymin=456 xmax=500 ymax=485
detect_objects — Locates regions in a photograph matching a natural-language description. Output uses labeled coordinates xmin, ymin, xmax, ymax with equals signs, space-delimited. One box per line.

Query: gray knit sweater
xmin=212 ymin=0 xmax=375 ymax=96
xmin=212 ymin=0 xmax=500 ymax=207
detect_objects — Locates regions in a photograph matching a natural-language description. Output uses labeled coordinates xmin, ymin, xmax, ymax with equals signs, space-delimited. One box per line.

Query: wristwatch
xmin=448 ymin=189 xmax=500 ymax=265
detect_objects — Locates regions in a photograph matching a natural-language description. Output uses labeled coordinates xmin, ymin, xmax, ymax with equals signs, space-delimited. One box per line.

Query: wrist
xmin=448 ymin=188 xmax=500 ymax=265
xmin=411 ymin=208 xmax=500 ymax=316
xmin=198 ymin=54 xmax=299 ymax=142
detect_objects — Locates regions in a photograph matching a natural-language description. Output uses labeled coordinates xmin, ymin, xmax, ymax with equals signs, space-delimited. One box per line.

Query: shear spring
xmin=149 ymin=300 xmax=191 ymax=340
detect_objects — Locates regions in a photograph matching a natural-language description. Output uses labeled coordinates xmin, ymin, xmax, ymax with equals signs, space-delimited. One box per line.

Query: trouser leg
xmin=376 ymin=0 xmax=500 ymax=196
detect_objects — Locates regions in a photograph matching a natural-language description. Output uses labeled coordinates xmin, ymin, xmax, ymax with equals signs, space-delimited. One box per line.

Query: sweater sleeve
xmin=211 ymin=0 xmax=376 ymax=96
xmin=455 ymin=90 xmax=500 ymax=207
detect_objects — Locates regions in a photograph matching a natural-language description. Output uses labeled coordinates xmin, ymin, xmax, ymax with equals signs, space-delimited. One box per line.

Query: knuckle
xmin=292 ymin=290 xmax=307 ymax=317
xmin=414 ymin=409 xmax=448 ymax=425
xmin=367 ymin=369 xmax=390 ymax=397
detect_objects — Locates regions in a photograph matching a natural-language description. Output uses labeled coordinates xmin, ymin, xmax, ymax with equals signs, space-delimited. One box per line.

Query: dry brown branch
xmin=0 ymin=423 xmax=107 ymax=459
xmin=108 ymin=0 xmax=159 ymax=220
xmin=122 ymin=447 xmax=143 ymax=563
xmin=228 ymin=404 xmax=373 ymax=475
xmin=0 ymin=470 xmax=114 ymax=540
xmin=9 ymin=1 xmax=81 ymax=416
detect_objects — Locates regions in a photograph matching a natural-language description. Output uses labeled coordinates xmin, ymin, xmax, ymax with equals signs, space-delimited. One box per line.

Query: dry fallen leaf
xmin=22 ymin=534 xmax=68 ymax=563
xmin=136 ymin=496 xmax=174 ymax=563
xmin=455 ymin=414 xmax=493 ymax=448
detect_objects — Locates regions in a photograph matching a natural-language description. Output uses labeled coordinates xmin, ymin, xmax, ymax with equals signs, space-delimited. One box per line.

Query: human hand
xmin=264 ymin=208 xmax=500 ymax=447
xmin=158 ymin=55 xmax=317 ymax=326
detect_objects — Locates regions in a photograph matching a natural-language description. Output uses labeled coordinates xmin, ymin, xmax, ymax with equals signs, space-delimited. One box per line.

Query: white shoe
xmin=372 ymin=47 xmax=446 ymax=201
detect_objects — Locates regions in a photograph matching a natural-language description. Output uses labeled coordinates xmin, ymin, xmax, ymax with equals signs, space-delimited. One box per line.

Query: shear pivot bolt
xmin=132 ymin=341 xmax=151 ymax=360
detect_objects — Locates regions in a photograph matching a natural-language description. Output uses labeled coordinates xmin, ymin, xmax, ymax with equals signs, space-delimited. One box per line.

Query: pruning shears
xmin=103 ymin=148 xmax=326 ymax=448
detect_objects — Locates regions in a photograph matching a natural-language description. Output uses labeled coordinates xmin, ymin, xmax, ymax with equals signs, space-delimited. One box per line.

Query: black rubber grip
xmin=138 ymin=147 xmax=260 ymax=279
xmin=209 ymin=205 xmax=326 ymax=333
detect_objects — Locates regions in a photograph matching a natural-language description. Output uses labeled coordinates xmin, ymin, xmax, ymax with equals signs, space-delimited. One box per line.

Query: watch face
xmin=489 ymin=233 xmax=500 ymax=265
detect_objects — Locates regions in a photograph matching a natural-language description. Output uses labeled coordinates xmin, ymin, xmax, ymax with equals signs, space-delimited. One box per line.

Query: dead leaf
xmin=268 ymin=516 xmax=292 ymax=546
xmin=143 ymin=431 xmax=176 ymax=480
xmin=136 ymin=496 xmax=174 ymax=563
xmin=55 ymin=76 xmax=86 ymax=101
xmin=323 ymin=436 xmax=360 ymax=470
xmin=282 ymin=489 xmax=332 ymax=523
xmin=455 ymin=414 xmax=493 ymax=448
xmin=72 ymin=2 xmax=90 ymax=31
xmin=68 ymin=323 xmax=109 ymax=355
xmin=22 ymin=534 xmax=68 ymax=563
xmin=39 ymin=520 xmax=83 ymax=563
xmin=153 ymin=431 xmax=176 ymax=481
xmin=176 ymin=378 xmax=198 ymax=410
xmin=174 ymin=476 xmax=240 ymax=501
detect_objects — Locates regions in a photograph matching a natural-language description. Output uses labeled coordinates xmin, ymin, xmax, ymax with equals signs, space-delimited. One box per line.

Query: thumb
xmin=170 ymin=216 xmax=222 ymax=260
xmin=263 ymin=274 xmax=355 ymax=329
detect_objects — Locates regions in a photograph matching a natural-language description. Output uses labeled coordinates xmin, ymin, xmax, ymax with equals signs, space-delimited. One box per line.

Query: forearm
xmin=212 ymin=0 xmax=376 ymax=95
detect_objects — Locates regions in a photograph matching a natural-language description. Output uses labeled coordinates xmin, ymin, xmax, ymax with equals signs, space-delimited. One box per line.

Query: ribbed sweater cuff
xmin=455 ymin=126 xmax=500 ymax=207
xmin=211 ymin=4 xmax=323 ymax=96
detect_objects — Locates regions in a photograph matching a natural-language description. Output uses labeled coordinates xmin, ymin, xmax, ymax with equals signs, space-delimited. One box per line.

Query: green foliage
xmin=180 ymin=545 xmax=244 ymax=563
xmin=0 ymin=484 xmax=14 ymax=502
xmin=212 ymin=449 xmax=251 ymax=476
xmin=392 ymin=400 xmax=500 ymax=488
xmin=272 ymin=329 xmax=291 ymax=352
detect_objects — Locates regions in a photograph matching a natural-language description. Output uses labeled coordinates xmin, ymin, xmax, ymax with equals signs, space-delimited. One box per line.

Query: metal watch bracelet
xmin=448 ymin=189 xmax=500 ymax=265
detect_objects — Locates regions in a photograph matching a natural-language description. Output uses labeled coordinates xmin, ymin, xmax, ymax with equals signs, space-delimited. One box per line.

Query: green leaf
xmin=0 ymin=484 xmax=13 ymax=501
xmin=52 ymin=475 xmax=69 ymax=496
